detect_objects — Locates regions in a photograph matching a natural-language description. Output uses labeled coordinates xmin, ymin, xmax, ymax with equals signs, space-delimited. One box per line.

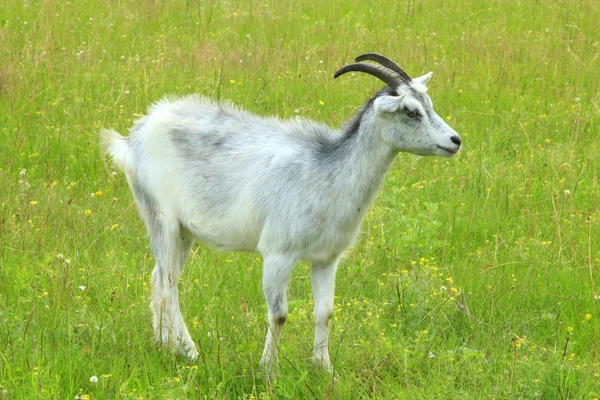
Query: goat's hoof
xmin=186 ymin=346 xmax=199 ymax=360
xmin=175 ymin=340 xmax=199 ymax=359
xmin=312 ymin=356 xmax=332 ymax=372
xmin=312 ymin=356 xmax=338 ymax=382
xmin=259 ymin=360 xmax=279 ymax=383
xmin=261 ymin=370 xmax=276 ymax=385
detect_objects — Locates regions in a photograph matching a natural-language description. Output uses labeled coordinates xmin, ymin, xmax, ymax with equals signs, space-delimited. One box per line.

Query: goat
xmin=100 ymin=53 xmax=461 ymax=376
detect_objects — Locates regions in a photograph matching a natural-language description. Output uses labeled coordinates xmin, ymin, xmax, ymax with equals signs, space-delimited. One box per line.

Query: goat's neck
xmin=330 ymin=117 xmax=398 ymax=216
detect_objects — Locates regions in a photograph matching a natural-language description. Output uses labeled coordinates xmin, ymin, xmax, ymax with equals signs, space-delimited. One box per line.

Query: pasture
xmin=1 ymin=0 xmax=599 ymax=398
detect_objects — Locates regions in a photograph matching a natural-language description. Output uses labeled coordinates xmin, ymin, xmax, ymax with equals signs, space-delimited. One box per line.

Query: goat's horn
xmin=355 ymin=53 xmax=412 ymax=83
xmin=333 ymin=62 xmax=403 ymax=89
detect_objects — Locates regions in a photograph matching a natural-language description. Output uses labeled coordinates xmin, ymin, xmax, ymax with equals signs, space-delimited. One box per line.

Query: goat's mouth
xmin=436 ymin=145 xmax=461 ymax=157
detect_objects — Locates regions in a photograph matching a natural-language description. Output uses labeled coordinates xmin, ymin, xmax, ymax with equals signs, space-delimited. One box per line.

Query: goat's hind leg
xmin=146 ymin=216 xmax=198 ymax=358
xmin=150 ymin=223 xmax=197 ymax=358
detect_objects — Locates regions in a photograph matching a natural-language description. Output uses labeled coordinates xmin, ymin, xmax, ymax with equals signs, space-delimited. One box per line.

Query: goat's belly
xmin=301 ymin=229 xmax=359 ymax=262
xmin=258 ymin=219 xmax=360 ymax=262
xmin=186 ymin=217 xmax=262 ymax=252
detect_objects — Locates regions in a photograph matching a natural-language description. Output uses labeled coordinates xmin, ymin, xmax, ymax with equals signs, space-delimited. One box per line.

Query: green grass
xmin=1 ymin=0 xmax=599 ymax=398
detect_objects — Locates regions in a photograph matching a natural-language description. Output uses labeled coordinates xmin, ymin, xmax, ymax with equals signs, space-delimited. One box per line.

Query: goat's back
xmin=104 ymin=96 xmax=355 ymax=256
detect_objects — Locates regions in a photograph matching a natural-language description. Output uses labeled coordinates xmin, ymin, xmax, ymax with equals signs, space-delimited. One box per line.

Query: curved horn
xmin=333 ymin=62 xmax=403 ymax=89
xmin=355 ymin=53 xmax=412 ymax=82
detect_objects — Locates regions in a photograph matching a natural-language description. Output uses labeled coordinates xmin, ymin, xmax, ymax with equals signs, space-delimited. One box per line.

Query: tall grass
xmin=1 ymin=0 xmax=599 ymax=398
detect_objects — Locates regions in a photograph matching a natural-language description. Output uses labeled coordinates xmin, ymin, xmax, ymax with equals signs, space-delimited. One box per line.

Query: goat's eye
xmin=406 ymin=111 xmax=419 ymax=118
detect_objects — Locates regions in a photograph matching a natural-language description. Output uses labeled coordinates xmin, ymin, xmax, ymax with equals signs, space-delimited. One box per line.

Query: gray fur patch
xmin=342 ymin=86 xmax=396 ymax=138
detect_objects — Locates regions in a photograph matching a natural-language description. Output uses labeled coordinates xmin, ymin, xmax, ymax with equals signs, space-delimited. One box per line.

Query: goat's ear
xmin=374 ymin=93 xmax=406 ymax=114
xmin=413 ymin=71 xmax=433 ymax=87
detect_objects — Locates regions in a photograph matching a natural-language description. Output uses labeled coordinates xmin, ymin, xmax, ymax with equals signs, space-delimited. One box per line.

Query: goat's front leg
xmin=260 ymin=254 xmax=296 ymax=379
xmin=311 ymin=258 xmax=339 ymax=372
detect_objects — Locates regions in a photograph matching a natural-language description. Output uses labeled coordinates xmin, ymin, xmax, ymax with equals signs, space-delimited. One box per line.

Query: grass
xmin=1 ymin=0 xmax=599 ymax=398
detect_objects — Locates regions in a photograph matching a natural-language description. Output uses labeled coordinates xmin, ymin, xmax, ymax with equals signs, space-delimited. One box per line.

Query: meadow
xmin=1 ymin=0 xmax=599 ymax=398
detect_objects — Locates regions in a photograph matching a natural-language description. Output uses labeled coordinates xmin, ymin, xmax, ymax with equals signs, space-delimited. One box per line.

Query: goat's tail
xmin=100 ymin=128 xmax=132 ymax=173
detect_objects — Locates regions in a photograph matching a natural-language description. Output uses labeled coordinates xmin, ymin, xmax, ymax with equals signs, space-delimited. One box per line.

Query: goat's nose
xmin=451 ymin=135 xmax=462 ymax=146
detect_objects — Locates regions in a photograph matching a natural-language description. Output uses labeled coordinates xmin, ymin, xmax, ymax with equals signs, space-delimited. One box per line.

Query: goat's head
xmin=335 ymin=53 xmax=462 ymax=158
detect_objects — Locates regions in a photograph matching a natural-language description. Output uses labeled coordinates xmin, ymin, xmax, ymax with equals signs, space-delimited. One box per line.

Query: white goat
xmin=100 ymin=54 xmax=461 ymax=376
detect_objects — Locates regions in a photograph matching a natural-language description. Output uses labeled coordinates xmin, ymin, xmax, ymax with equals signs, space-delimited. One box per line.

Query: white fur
xmin=100 ymin=72 xmax=461 ymax=378
xmin=412 ymin=71 xmax=433 ymax=92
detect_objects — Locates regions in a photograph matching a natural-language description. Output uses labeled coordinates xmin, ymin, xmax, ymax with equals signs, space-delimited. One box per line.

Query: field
xmin=1 ymin=0 xmax=599 ymax=398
